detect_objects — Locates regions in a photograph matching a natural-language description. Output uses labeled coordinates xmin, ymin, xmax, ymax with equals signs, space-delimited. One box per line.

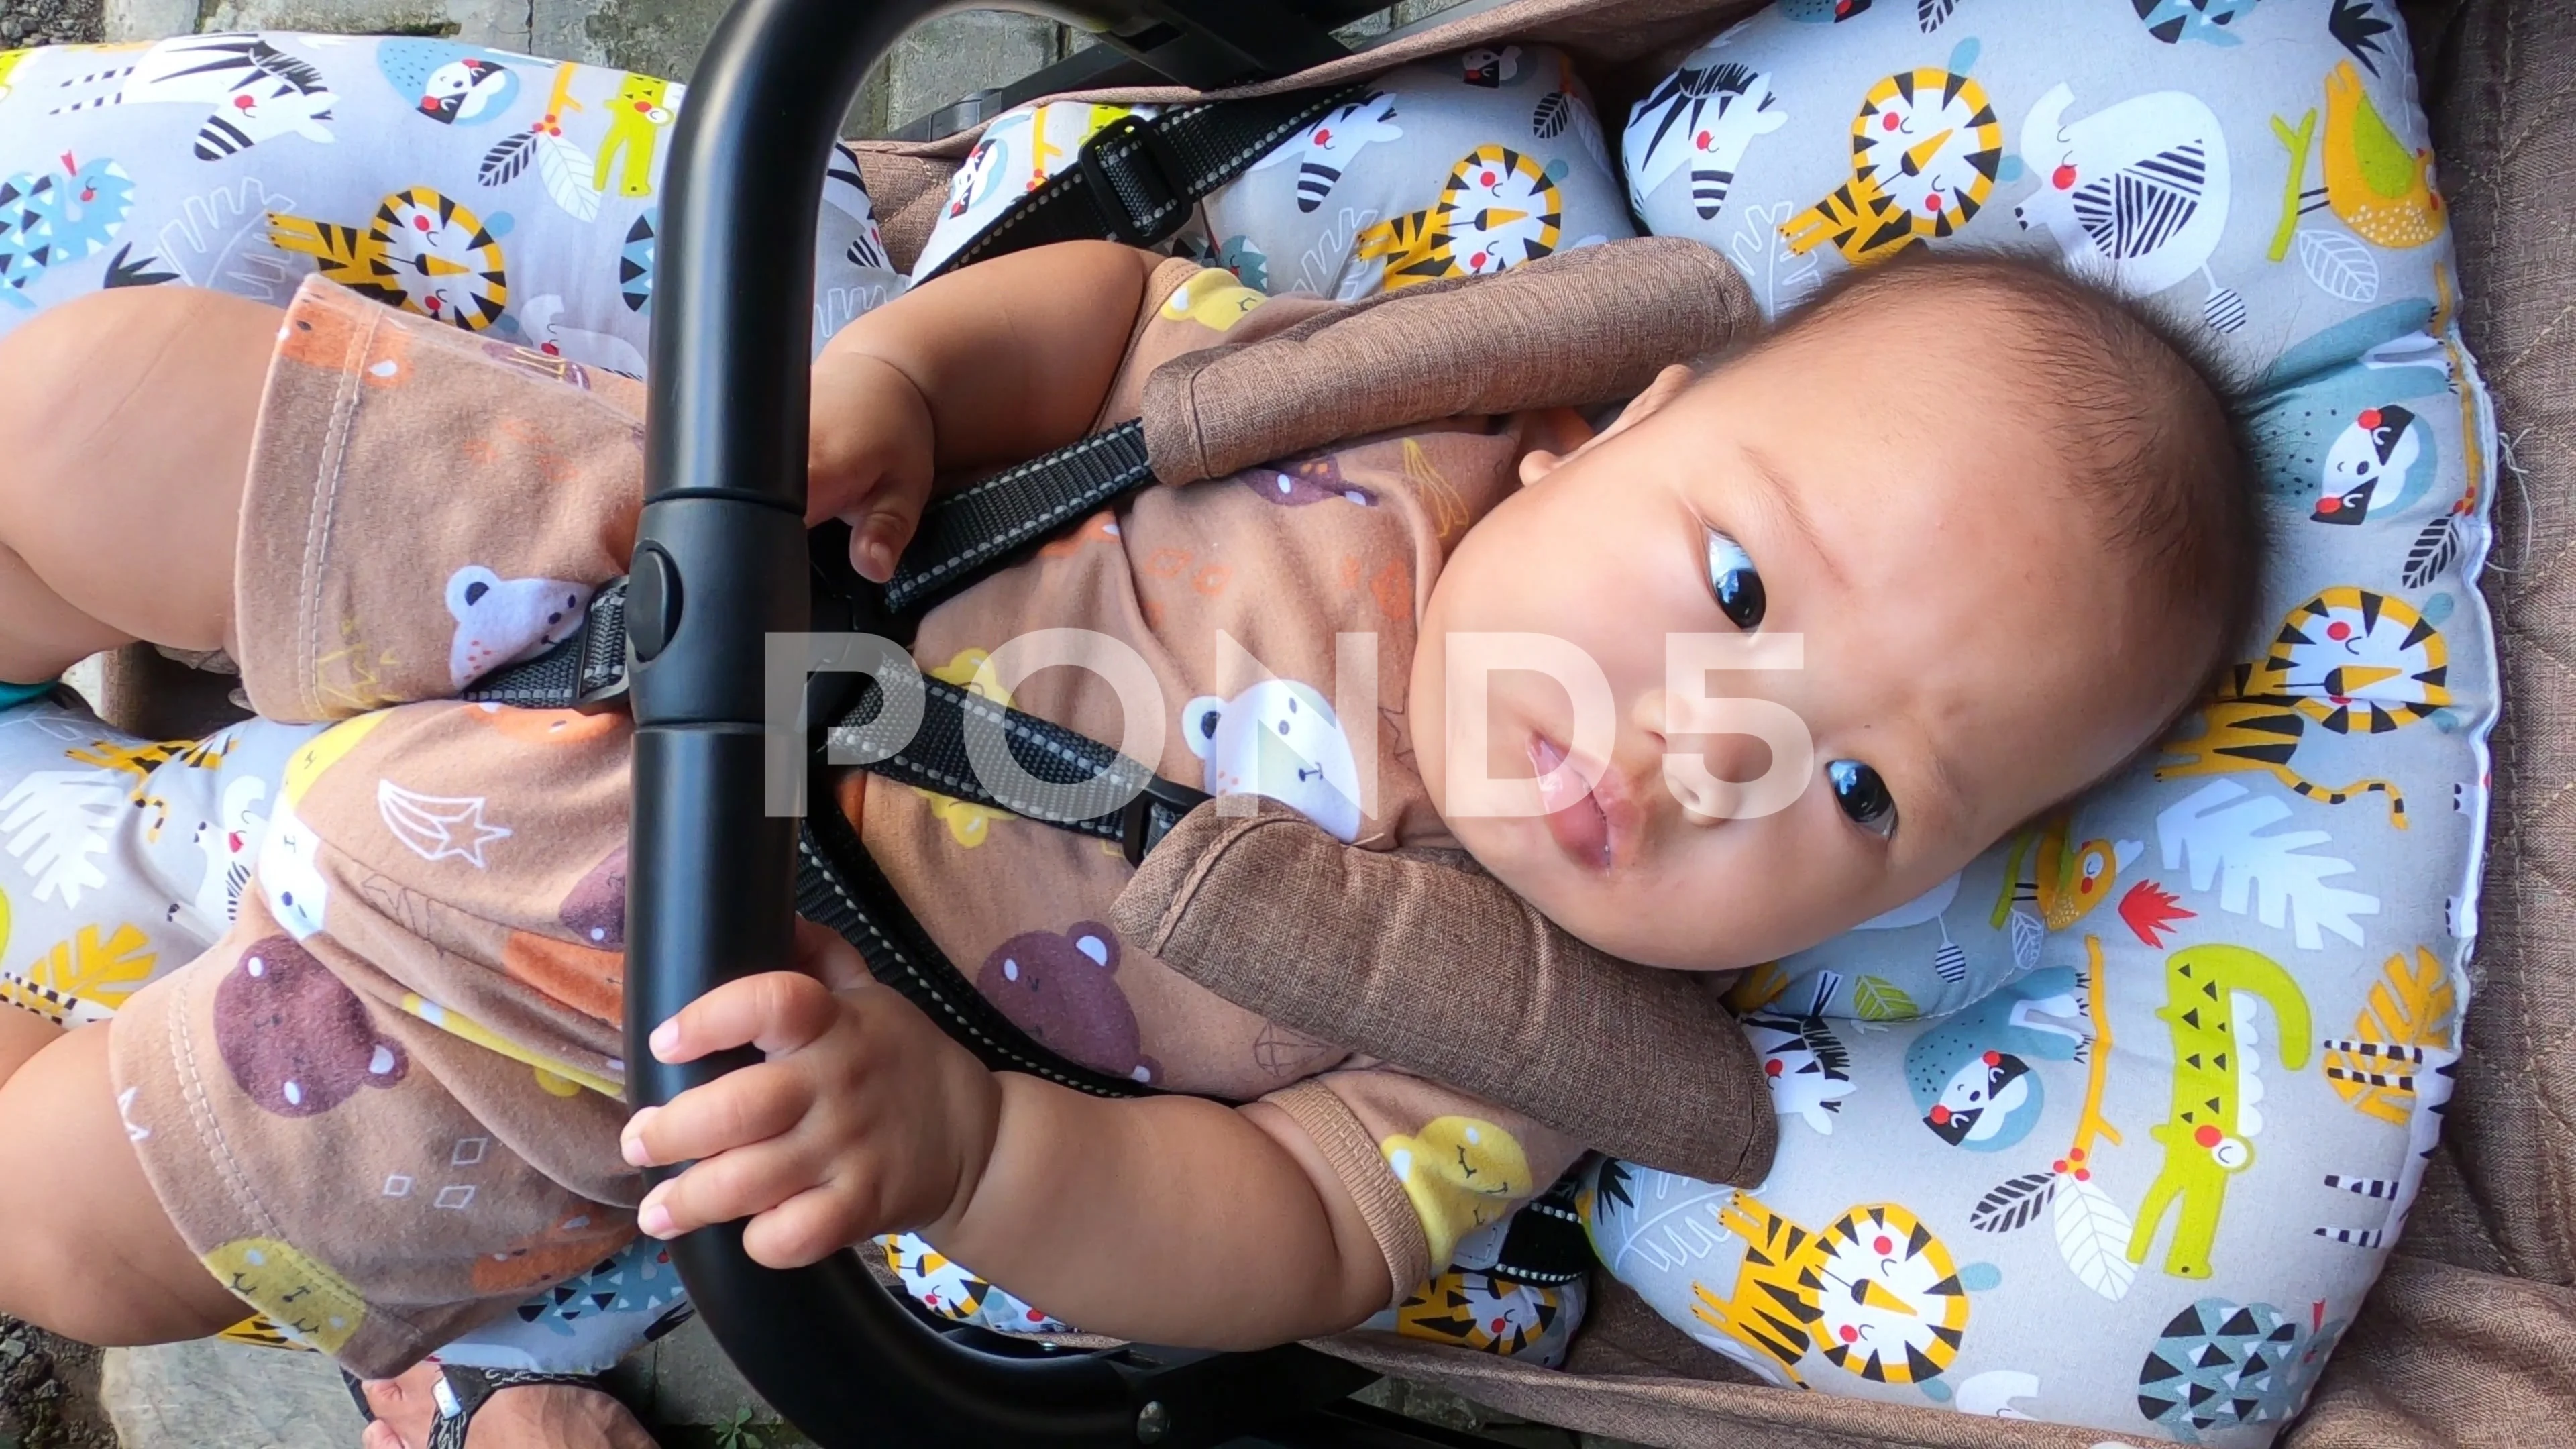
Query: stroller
xmin=83 ymin=0 xmax=2570 ymax=1444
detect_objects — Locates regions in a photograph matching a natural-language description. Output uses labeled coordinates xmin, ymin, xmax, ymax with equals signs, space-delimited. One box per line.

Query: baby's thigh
xmin=0 ymin=1020 xmax=246 ymax=1346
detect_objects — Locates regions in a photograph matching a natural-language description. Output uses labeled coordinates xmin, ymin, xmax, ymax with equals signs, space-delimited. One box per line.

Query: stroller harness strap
xmin=885 ymin=419 xmax=1156 ymax=616
xmin=458 ymin=581 xmax=635 ymax=711
xmin=833 ymin=671 xmax=1210 ymax=865
xmin=916 ymin=85 xmax=1370 ymax=279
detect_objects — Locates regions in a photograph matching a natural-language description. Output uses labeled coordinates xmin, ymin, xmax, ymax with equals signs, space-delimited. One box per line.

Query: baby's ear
xmin=1519 ymin=363 xmax=1697 ymax=486
xmin=1609 ymin=363 xmax=1700 ymax=435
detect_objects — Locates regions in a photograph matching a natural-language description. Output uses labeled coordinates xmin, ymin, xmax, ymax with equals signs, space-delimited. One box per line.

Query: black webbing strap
xmin=460 ymin=579 xmax=631 ymax=710
xmin=458 ymin=415 xmax=1159 ymax=708
xmin=797 ymin=790 xmax=1163 ymax=1097
xmin=884 ymin=420 xmax=1155 ymax=616
xmin=916 ymin=85 xmax=1368 ymax=282
xmin=832 ymin=672 xmax=1207 ymax=865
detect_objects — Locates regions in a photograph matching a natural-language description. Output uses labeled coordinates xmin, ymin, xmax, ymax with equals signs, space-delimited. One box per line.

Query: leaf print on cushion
xmin=2325 ymin=946 xmax=2455 ymax=1125
xmin=2 ymin=922 xmax=157 ymax=1023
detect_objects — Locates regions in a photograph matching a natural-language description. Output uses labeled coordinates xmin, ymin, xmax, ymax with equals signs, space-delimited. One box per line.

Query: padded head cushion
xmin=1583 ymin=2 xmax=2495 ymax=1441
xmin=908 ymin=46 xmax=1640 ymax=295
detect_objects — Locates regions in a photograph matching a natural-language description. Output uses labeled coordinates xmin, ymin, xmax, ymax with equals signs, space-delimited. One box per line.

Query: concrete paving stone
xmin=99 ymin=0 xmax=186 ymax=42
xmin=103 ymin=1337 xmax=354 ymax=1449
xmin=877 ymin=11 xmax=1061 ymax=127
xmin=200 ymin=0 xmax=531 ymax=48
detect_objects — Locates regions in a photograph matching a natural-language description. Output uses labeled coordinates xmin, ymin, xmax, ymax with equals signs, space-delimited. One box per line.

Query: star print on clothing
xmin=378 ymin=780 xmax=513 ymax=866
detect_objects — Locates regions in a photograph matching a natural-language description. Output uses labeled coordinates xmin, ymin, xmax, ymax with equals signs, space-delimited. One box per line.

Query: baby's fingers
xmin=793 ymin=917 xmax=872 ymax=994
xmin=636 ymin=1139 xmax=819 ymax=1241
xmin=622 ymin=1062 xmax=810 ymax=1169
xmin=741 ymin=1183 xmax=879 ymax=1270
xmin=845 ymin=491 xmax=927 ymax=585
xmin=649 ymin=971 xmax=838 ymax=1064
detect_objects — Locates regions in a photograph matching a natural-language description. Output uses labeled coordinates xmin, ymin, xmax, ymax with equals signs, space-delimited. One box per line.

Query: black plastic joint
xmin=1120 ymin=775 xmax=1211 ymax=866
xmin=1080 ymin=114 xmax=1191 ymax=247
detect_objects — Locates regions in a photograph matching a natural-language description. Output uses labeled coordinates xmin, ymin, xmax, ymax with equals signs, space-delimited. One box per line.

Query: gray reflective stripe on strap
xmin=916 ymin=85 xmax=1369 ymax=280
xmin=797 ymin=803 xmax=1167 ymax=1097
xmin=832 ymin=674 xmax=1207 ymax=865
xmin=884 ymin=420 xmax=1155 ymax=616
xmin=458 ymin=579 xmax=631 ymax=710
xmin=458 ymin=578 xmax=1205 ymax=863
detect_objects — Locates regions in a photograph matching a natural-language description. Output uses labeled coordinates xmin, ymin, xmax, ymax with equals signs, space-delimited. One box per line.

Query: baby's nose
xmin=1686 ymin=733 xmax=1779 ymax=804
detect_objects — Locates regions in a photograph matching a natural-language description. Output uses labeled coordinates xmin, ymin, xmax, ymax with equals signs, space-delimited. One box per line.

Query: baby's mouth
xmin=1529 ymin=733 xmax=1613 ymax=870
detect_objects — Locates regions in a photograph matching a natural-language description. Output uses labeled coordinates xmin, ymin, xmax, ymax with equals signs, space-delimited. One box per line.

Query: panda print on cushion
xmin=1181 ymin=680 xmax=1365 ymax=842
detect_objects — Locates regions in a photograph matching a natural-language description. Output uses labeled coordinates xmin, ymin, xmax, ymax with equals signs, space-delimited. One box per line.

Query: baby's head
xmin=1412 ymin=252 xmax=2256 ymax=971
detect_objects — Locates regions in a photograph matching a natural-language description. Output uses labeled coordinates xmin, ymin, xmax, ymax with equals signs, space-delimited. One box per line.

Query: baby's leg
xmin=0 ymin=286 xmax=272 ymax=684
xmin=0 ymin=1016 xmax=244 ymax=1344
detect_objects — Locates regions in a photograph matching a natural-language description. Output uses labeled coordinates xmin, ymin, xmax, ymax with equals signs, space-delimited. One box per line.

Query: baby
xmin=0 ymin=238 xmax=2250 ymax=1377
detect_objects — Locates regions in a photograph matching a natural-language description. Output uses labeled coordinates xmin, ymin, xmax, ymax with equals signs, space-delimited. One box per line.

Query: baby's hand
xmin=808 ymin=348 xmax=936 ymax=583
xmin=623 ymin=918 xmax=1000 ymax=1268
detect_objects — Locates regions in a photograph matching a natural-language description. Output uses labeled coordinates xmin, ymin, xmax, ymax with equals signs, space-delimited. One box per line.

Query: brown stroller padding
xmin=1116 ymin=799 xmax=1778 ymax=1191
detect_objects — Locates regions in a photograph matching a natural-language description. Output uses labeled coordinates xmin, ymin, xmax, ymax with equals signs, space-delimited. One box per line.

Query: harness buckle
xmin=1079 ymin=114 xmax=1191 ymax=248
xmin=1119 ymin=773 xmax=1212 ymax=867
xmin=570 ymin=578 xmax=634 ymax=713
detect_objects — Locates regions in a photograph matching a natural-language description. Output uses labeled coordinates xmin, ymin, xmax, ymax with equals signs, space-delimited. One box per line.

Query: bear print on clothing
xmin=1237 ymin=453 xmax=1379 ymax=509
xmin=203 ymin=1237 xmax=368 ymax=1354
xmin=1183 ymin=680 xmax=1365 ymax=842
xmin=496 ymin=845 xmax=627 ymax=1020
xmin=446 ymin=565 xmax=592 ymax=689
xmin=975 ymin=923 xmax=1158 ymax=1085
xmin=559 ymin=846 xmax=626 ymax=949
xmin=215 ymin=933 xmax=408 ymax=1116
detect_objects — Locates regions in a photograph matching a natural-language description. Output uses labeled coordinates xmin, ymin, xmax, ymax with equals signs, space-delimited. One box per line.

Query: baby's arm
xmin=810 ymin=239 xmax=1164 ymax=579
xmin=0 ymin=239 xmax=1164 ymax=685
xmin=627 ymin=923 xmax=1397 ymax=1346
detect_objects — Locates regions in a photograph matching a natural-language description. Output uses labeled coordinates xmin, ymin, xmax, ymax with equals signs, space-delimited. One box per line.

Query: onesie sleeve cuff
xmin=235 ymin=277 xmax=649 ymax=721
xmin=1260 ymin=1078 xmax=1433 ymax=1309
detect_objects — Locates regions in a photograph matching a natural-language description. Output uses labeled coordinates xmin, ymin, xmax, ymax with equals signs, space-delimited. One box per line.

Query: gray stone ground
xmin=0 ymin=1 xmax=1626 ymax=1444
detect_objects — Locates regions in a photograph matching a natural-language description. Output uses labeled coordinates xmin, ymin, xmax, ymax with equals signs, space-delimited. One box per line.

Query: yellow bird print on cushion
xmin=2321 ymin=60 xmax=2443 ymax=249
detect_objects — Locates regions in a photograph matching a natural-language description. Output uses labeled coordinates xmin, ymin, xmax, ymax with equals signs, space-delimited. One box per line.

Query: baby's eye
xmin=1705 ymin=529 xmax=1764 ymax=629
xmin=1827 ymin=759 xmax=1897 ymax=839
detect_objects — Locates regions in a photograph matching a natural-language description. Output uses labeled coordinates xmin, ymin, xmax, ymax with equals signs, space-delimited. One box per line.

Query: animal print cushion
xmin=908 ymin=44 xmax=1637 ymax=298
xmin=1587 ymin=1 xmax=2494 ymax=1442
xmin=0 ymin=34 xmax=904 ymax=363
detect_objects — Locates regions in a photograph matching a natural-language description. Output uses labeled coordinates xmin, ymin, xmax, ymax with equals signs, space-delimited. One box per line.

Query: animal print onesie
xmin=102 ymin=260 xmax=1613 ymax=1377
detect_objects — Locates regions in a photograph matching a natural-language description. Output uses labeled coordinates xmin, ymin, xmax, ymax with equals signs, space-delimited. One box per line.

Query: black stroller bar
xmin=626 ymin=2 xmax=1472 ymax=1445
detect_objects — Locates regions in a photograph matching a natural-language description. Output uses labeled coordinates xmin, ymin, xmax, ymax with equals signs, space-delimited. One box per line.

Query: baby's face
xmin=1411 ymin=303 xmax=2198 ymax=971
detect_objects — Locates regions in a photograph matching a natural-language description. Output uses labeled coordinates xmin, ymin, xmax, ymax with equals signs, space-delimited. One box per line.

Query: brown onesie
xmin=107 ymin=263 xmax=1609 ymax=1376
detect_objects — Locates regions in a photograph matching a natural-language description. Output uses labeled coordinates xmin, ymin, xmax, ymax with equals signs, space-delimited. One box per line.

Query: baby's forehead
xmin=1763 ymin=279 xmax=2070 ymax=381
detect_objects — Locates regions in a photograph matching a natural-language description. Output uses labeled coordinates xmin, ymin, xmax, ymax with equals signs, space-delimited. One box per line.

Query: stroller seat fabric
xmin=1568 ymin=3 xmax=2497 ymax=1442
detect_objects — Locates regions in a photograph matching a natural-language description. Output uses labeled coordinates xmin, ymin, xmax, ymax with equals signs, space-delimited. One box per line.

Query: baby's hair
xmin=1731 ymin=251 xmax=2263 ymax=695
